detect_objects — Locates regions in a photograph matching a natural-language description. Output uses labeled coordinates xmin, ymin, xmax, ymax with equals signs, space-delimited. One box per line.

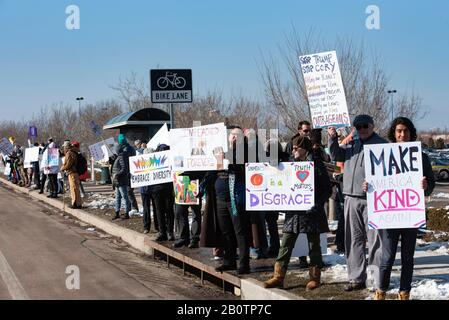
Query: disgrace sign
xmin=299 ymin=51 xmax=350 ymax=128
xmin=245 ymin=162 xmax=315 ymax=211
xmin=129 ymin=151 xmax=171 ymax=188
xmin=173 ymin=172 xmax=199 ymax=205
xmin=364 ymin=142 xmax=426 ymax=229
xmin=169 ymin=123 xmax=228 ymax=171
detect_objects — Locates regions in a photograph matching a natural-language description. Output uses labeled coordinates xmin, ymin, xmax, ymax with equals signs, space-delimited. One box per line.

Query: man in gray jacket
xmin=328 ymin=114 xmax=388 ymax=291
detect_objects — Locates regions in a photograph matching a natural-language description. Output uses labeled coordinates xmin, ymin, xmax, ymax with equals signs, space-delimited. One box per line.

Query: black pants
xmin=128 ymin=188 xmax=139 ymax=211
xmin=264 ymin=212 xmax=280 ymax=253
xmin=153 ymin=189 xmax=175 ymax=235
xmin=40 ymin=173 xmax=47 ymax=193
xmin=216 ymin=199 xmax=251 ymax=268
xmin=250 ymin=212 xmax=268 ymax=250
xmin=175 ymin=202 xmax=202 ymax=243
xmin=379 ymin=228 xmax=417 ymax=292
xmin=48 ymin=174 xmax=58 ymax=196
xmin=141 ymin=192 xmax=157 ymax=231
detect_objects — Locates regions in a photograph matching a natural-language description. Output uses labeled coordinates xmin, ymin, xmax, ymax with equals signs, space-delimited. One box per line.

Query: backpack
xmin=76 ymin=153 xmax=88 ymax=175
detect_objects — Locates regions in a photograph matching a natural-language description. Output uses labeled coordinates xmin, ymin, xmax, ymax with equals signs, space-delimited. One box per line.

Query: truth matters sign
xmin=299 ymin=51 xmax=350 ymax=128
xmin=245 ymin=162 xmax=315 ymax=211
xmin=364 ymin=142 xmax=426 ymax=229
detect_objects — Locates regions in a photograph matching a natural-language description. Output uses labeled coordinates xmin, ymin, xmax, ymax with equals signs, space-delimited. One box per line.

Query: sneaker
xmin=215 ymin=264 xmax=237 ymax=272
xmin=129 ymin=209 xmax=139 ymax=215
xmin=344 ymin=282 xmax=366 ymax=292
xmin=298 ymin=257 xmax=309 ymax=269
xmin=143 ymin=229 xmax=149 ymax=234
xmin=173 ymin=240 xmax=189 ymax=248
xmin=188 ymin=241 xmax=199 ymax=249
xmin=112 ymin=213 xmax=121 ymax=221
xmin=155 ymin=233 xmax=168 ymax=242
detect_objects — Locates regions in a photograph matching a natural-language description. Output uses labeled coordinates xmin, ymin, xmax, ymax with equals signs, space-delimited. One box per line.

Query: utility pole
xmin=387 ymin=90 xmax=397 ymax=122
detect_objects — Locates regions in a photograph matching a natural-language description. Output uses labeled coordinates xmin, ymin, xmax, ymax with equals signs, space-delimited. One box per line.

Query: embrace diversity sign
xmin=129 ymin=151 xmax=171 ymax=188
xmin=299 ymin=50 xmax=351 ymax=129
xmin=364 ymin=142 xmax=426 ymax=229
xmin=245 ymin=162 xmax=315 ymax=211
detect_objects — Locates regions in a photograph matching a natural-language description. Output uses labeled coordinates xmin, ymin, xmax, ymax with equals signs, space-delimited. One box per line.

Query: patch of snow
xmin=416 ymin=239 xmax=449 ymax=253
xmin=388 ymin=279 xmax=449 ymax=300
xmin=328 ymin=220 xmax=338 ymax=232
xmin=86 ymin=227 xmax=96 ymax=232
xmin=434 ymin=193 xmax=449 ymax=199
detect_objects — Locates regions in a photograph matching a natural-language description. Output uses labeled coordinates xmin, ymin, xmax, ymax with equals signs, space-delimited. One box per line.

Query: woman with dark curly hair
xmin=367 ymin=117 xmax=435 ymax=300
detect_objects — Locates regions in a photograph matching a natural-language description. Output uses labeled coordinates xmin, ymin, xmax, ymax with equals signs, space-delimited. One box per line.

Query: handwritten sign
xmin=129 ymin=151 xmax=172 ymax=188
xmin=169 ymin=122 xmax=228 ymax=171
xmin=147 ymin=123 xmax=170 ymax=150
xmin=0 ymin=138 xmax=13 ymax=155
xmin=245 ymin=162 xmax=315 ymax=211
xmin=173 ymin=172 xmax=199 ymax=205
xmin=89 ymin=138 xmax=115 ymax=162
xmin=299 ymin=51 xmax=350 ymax=128
xmin=364 ymin=142 xmax=426 ymax=229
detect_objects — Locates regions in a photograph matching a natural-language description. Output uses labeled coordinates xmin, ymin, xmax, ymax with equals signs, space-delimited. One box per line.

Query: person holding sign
xmin=264 ymin=135 xmax=331 ymax=290
xmin=368 ymin=117 xmax=435 ymax=300
xmin=328 ymin=114 xmax=388 ymax=292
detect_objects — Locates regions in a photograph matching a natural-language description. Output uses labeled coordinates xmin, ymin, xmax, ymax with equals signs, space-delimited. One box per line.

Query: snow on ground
xmin=387 ymin=279 xmax=449 ymax=300
xmin=434 ymin=192 xmax=449 ymax=199
xmin=83 ymin=193 xmax=144 ymax=216
xmin=328 ymin=220 xmax=338 ymax=232
xmin=416 ymin=238 xmax=449 ymax=254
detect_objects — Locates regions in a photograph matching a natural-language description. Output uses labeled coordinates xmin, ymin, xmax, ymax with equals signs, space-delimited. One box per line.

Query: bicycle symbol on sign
xmin=156 ymin=72 xmax=187 ymax=89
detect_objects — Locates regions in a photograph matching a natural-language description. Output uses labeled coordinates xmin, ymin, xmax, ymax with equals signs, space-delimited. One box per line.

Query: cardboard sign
xmin=364 ymin=142 xmax=426 ymax=229
xmin=24 ymin=147 xmax=40 ymax=163
xmin=245 ymin=162 xmax=315 ymax=211
xmin=173 ymin=172 xmax=199 ymax=205
xmin=0 ymin=138 xmax=13 ymax=155
xmin=169 ymin=123 xmax=229 ymax=171
xmin=129 ymin=151 xmax=172 ymax=188
xmin=147 ymin=123 xmax=170 ymax=150
xmin=4 ymin=163 xmax=11 ymax=176
xmin=89 ymin=138 xmax=115 ymax=162
xmin=299 ymin=51 xmax=350 ymax=128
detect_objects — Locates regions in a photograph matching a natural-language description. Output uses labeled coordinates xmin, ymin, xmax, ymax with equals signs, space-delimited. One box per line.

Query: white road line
xmin=0 ymin=248 xmax=29 ymax=300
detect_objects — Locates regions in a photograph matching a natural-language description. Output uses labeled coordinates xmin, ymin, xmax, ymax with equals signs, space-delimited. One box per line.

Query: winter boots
xmin=306 ymin=266 xmax=321 ymax=290
xmin=374 ymin=290 xmax=386 ymax=300
xmin=264 ymin=262 xmax=286 ymax=289
xmin=398 ymin=291 xmax=410 ymax=300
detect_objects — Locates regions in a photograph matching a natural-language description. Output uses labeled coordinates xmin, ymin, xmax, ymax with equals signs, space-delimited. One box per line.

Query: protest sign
xmin=172 ymin=172 xmax=199 ymax=205
xmin=169 ymin=123 xmax=228 ymax=171
xmin=4 ymin=163 xmax=11 ymax=176
xmin=299 ymin=51 xmax=350 ymax=128
xmin=89 ymin=138 xmax=115 ymax=162
xmin=364 ymin=142 xmax=426 ymax=229
xmin=0 ymin=138 xmax=13 ymax=155
xmin=24 ymin=147 xmax=40 ymax=163
xmin=245 ymin=162 xmax=315 ymax=211
xmin=40 ymin=147 xmax=59 ymax=169
xmin=147 ymin=123 xmax=170 ymax=150
xmin=129 ymin=151 xmax=171 ymax=188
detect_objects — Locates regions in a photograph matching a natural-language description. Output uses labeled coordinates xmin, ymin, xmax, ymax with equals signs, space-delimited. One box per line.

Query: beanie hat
xmin=118 ymin=134 xmax=127 ymax=145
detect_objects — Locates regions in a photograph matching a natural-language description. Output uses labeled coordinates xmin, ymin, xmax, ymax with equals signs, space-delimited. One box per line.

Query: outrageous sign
xmin=245 ymin=162 xmax=315 ymax=211
xmin=129 ymin=151 xmax=172 ymax=188
xmin=299 ymin=51 xmax=350 ymax=128
xmin=364 ymin=142 xmax=426 ymax=229
xmin=172 ymin=172 xmax=199 ymax=205
xmin=169 ymin=123 xmax=228 ymax=171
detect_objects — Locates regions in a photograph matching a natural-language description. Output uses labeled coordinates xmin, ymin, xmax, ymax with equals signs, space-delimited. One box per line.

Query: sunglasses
xmin=301 ymin=129 xmax=311 ymax=133
xmin=355 ymin=124 xmax=370 ymax=130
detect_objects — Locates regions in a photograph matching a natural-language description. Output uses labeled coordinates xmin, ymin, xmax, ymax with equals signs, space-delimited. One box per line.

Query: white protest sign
xmin=169 ymin=122 xmax=229 ymax=171
xmin=245 ymin=162 xmax=315 ymax=211
xmin=147 ymin=123 xmax=170 ymax=150
xmin=4 ymin=163 xmax=11 ymax=176
xmin=364 ymin=142 xmax=426 ymax=229
xmin=292 ymin=233 xmax=328 ymax=257
xmin=0 ymin=138 xmax=13 ymax=155
xmin=299 ymin=51 xmax=351 ymax=128
xmin=129 ymin=150 xmax=172 ymax=188
xmin=24 ymin=147 xmax=40 ymax=163
xmin=89 ymin=138 xmax=115 ymax=162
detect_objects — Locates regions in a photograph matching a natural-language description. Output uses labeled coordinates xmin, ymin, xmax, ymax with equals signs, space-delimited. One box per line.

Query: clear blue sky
xmin=0 ymin=0 xmax=448 ymax=130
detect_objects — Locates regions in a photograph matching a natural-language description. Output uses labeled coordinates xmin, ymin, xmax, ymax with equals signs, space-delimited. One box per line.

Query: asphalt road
xmin=0 ymin=185 xmax=236 ymax=300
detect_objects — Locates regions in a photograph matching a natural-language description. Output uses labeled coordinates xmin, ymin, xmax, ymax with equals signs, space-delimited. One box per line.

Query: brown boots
xmin=264 ymin=262 xmax=286 ymax=289
xmin=306 ymin=266 xmax=321 ymax=290
xmin=398 ymin=291 xmax=410 ymax=300
xmin=374 ymin=290 xmax=386 ymax=300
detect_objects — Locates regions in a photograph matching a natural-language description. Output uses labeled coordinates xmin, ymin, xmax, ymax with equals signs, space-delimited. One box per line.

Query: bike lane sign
xmin=150 ymin=69 xmax=192 ymax=103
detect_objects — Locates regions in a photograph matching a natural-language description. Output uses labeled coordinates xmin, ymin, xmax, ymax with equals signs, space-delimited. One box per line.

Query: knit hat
xmin=353 ymin=114 xmax=374 ymax=127
xmin=118 ymin=134 xmax=127 ymax=145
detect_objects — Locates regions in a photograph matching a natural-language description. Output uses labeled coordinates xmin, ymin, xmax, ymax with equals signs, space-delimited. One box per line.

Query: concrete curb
xmin=0 ymin=178 xmax=298 ymax=300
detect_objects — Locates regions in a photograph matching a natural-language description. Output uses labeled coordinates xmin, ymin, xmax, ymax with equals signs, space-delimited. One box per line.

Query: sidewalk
xmin=2 ymin=177 xmax=449 ymax=300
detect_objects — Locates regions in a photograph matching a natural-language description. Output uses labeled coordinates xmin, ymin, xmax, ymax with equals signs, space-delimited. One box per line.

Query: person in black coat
xmin=264 ymin=135 xmax=331 ymax=290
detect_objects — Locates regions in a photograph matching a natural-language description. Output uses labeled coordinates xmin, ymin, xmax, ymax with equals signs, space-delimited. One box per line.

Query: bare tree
xmin=259 ymin=28 xmax=425 ymax=137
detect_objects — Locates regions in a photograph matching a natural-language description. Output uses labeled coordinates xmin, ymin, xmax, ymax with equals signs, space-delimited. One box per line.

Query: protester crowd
xmin=0 ymin=114 xmax=435 ymax=300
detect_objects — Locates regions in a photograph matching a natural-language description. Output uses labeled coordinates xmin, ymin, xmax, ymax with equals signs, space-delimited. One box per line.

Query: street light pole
xmin=387 ymin=90 xmax=397 ymax=122
xmin=76 ymin=97 xmax=84 ymax=110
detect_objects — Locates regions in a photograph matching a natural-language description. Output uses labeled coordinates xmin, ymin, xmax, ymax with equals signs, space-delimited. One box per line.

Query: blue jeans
xmin=115 ymin=186 xmax=131 ymax=214
xmin=378 ymin=228 xmax=417 ymax=292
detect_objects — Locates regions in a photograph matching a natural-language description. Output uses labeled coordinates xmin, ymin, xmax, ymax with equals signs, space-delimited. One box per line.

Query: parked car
xmin=430 ymin=158 xmax=449 ymax=181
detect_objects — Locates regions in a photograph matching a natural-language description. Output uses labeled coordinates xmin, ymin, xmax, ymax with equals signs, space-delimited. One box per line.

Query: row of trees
xmin=1 ymin=29 xmax=428 ymax=152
